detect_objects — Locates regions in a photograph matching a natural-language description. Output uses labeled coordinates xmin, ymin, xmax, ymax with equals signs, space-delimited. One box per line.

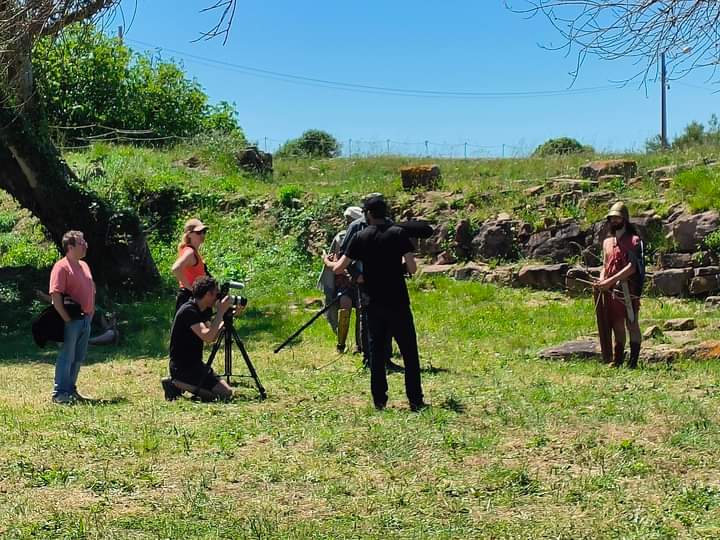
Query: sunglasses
xmin=192 ymin=230 xmax=207 ymax=236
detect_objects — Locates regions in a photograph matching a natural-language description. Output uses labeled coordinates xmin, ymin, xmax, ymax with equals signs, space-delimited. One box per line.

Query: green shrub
xmin=278 ymin=184 xmax=304 ymax=207
xmin=533 ymin=137 xmax=593 ymax=157
xmin=276 ymin=130 xmax=341 ymax=158
xmin=674 ymin=167 xmax=720 ymax=212
xmin=704 ymin=230 xmax=720 ymax=256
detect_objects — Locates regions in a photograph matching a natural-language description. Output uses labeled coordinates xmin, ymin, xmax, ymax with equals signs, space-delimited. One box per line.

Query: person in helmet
xmin=593 ymin=202 xmax=645 ymax=368
xmin=318 ymin=206 xmax=364 ymax=353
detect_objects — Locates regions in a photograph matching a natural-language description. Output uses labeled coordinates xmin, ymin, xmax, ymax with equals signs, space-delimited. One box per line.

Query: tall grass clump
xmin=673 ymin=167 xmax=720 ymax=212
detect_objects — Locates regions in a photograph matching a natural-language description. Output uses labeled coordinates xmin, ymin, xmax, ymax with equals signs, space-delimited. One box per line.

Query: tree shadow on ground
xmin=0 ymin=291 xmax=294 ymax=365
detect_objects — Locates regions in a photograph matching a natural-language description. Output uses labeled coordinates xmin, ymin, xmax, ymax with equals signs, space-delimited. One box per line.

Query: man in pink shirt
xmin=49 ymin=230 xmax=95 ymax=404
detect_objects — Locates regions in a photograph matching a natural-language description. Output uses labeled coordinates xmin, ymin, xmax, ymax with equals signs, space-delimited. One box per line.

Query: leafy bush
xmin=533 ymin=137 xmax=593 ymax=157
xmin=276 ymin=130 xmax=341 ymax=158
xmin=673 ymin=121 xmax=706 ymax=149
xmin=33 ymin=24 xmax=243 ymax=142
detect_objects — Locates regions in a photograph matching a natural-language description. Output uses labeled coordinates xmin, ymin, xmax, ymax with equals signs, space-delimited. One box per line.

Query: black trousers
xmin=366 ymin=303 xmax=423 ymax=406
xmin=358 ymin=290 xmax=391 ymax=364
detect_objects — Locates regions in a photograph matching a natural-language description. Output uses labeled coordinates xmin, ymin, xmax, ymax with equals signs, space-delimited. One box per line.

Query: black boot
xmin=610 ymin=344 xmax=625 ymax=368
xmin=628 ymin=342 xmax=641 ymax=369
xmin=161 ymin=377 xmax=181 ymax=401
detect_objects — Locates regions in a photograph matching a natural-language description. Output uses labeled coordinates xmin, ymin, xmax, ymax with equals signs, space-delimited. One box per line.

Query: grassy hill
xmin=1 ymin=141 xmax=720 ymax=538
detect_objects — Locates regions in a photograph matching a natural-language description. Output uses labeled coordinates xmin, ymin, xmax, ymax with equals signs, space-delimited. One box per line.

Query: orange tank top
xmin=178 ymin=245 xmax=206 ymax=289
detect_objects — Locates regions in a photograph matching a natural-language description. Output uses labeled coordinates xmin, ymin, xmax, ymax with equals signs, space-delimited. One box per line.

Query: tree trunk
xmin=0 ymin=104 xmax=160 ymax=290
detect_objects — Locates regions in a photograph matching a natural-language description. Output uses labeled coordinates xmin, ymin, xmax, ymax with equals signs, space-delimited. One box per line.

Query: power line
xmin=126 ymin=38 xmax=622 ymax=100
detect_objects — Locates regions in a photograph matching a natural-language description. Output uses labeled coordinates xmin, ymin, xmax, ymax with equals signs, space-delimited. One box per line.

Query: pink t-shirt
xmin=49 ymin=257 xmax=95 ymax=316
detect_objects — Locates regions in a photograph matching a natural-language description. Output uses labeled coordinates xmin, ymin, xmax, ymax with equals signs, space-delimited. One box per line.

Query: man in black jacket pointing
xmin=324 ymin=195 xmax=426 ymax=411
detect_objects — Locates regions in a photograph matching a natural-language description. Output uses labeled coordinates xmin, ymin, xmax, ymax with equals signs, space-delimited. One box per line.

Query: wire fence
xmin=50 ymin=124 xmax=533 ymax=159
xmin=258 ymin=136 xmax=531 ymax=159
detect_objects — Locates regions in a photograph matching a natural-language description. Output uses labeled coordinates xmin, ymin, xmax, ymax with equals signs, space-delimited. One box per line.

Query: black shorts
xmin=170 ymin=365 xmax=221 ymax=392
xmin=175 ymin=288 xmax=192 ymax=313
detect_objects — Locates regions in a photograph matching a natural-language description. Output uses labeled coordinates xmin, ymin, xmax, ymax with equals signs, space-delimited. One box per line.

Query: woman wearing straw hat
xmin=171 ymin=218 xmax=210 ymax=313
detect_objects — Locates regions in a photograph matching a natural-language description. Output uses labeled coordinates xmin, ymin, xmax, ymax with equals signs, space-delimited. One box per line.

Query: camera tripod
xmin=205 ymin=312 xmax=266 ymax=399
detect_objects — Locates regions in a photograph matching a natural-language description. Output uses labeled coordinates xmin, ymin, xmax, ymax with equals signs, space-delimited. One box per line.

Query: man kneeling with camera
xmin=162 ymin=276 xmax=242 ymax=401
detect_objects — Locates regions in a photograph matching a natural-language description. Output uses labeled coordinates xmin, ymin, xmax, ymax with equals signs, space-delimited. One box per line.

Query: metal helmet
xmin=607 ymin=201 xmax=629 ymax=222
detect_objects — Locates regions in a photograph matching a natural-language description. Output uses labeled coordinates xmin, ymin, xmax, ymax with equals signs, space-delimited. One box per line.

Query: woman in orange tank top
xmin=171 ymin=218 xmax=209 ymax=312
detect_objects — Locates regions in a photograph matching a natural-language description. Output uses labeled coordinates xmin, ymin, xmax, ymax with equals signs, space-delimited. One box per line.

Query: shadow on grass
xmin=68 ymin=396 xmax=129 ymax=406
xmin=0 ymin=301 xmax=294 ymax=365
xmin=422 ymin=364 xmax=451 ymax=375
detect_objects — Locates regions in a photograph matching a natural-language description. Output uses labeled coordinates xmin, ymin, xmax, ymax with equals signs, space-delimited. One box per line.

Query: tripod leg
xmin=230 ymin=327 xmax=267 ymax=399
xmin=224 ymin=324 xmax=232 ymax=383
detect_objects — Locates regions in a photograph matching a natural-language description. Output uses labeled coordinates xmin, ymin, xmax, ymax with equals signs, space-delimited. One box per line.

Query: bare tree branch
xmin=194 ymin=0 xmax=237 ymax=44
xmin=509 ymin=0 xmax=720 ymax=83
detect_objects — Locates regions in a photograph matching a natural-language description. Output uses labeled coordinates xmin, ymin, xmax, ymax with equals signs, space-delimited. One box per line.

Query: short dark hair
xmin=192 ymin=276 xmax=217 ymax=299
xmin=61 ymin=230 xmax=84 ymax=253
xmin=362 ymin=195 xmax=387 ymax=219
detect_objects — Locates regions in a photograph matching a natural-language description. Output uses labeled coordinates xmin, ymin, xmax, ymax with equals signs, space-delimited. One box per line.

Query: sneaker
xmin=374 ymin=401 xmax=387 ymax=411
xmin=386 ymin=360 xmax=405 ymax=373
xmin=336 ymin=344 xmax=347 ymax=354
xmin=161 ymin=377 xmax=181 ymax=401
xmin=409 ymin=401 xmax=428 ymax=412
xmin=51 ymin=393 xmax=74 ymax=405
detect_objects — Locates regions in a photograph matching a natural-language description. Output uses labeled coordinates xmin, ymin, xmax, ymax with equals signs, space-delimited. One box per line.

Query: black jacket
xmin=31 ymin=300 xmax=83 ymax=348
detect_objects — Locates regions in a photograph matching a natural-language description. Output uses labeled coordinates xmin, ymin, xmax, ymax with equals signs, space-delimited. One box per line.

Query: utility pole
xmin=118 ymin=25 xmax=124 ymax=44
xmin=661 ymin=51 xmax=668 ymax=150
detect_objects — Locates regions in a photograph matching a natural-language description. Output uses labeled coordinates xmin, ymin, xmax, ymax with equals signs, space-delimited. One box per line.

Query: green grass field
xmin=1 ymin=278 xmax=720 ymax=539
xmin=2 ymin=143 xmax=720 ymax=538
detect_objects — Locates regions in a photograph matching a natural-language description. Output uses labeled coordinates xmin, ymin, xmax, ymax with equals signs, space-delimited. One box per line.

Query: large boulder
xmin=419 ymin=263 xmax=456 ymax=277
xmin=579 ymin=160 xmax=637 ymax=180
xmin=539 ymin=339 xmax=601 ymax=361
xmin=648 ymin=164 xmax=680 ymax=179
xmin=690 ymin=275 xmax=720 ymax=296
xmin=454 ymin=262 xmax=490 ymax=281
xmin=471 ymin=219 xmax=515 ymax=261
xmin=689 ymin=267 xmax=720 ymax=295
xmin=418 ymin=223 xmax=449 ymax=258
xmin=631 ymin=215 xmax=663 ymax=243
xmin=667 ymin=211 xmax=720 ymax=252
xmin=400 ymin=165 xmax=441 ymax=191
xmin=236 ymin=146 xmax=273 ymax=176
xmin=523 ymin=219 xmax=585 ymax=262
xmin=652 ymin=268 xmax=693 ymax=296
xmin=454 ymin=219 xmax=473 ymax=259
xmin=518 ymin=263 xmax=569 ymax=290
xmin=657 ymin=251 xmax=716 ymax=269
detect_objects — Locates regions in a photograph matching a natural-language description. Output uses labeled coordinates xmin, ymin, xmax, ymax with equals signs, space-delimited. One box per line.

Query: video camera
xmin=219 ymin=281 xmax=247 ymax=308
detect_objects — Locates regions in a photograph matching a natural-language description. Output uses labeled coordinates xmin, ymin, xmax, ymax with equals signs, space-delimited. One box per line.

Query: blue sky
xmin=114 ymin=1 xmax=718 ymax=156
